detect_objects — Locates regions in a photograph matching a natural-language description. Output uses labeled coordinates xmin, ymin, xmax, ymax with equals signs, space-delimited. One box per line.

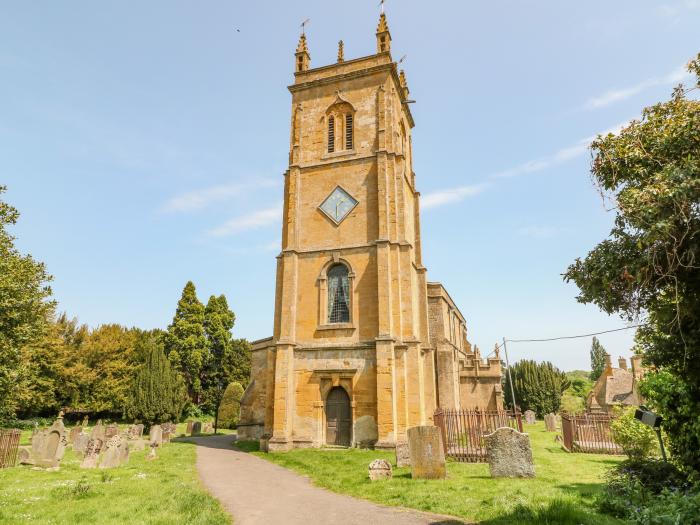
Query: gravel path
xmin=192 ymin=434 xmax=466 ymax=525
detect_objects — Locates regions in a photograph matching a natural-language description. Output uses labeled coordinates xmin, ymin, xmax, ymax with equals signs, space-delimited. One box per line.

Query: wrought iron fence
xmin=561 ymin=413 xmax=622 ymax=455
xmin=434 ymin=408 xmax=523 ymax=462
xmin=0 ymin=429 xmax=21 ymax=468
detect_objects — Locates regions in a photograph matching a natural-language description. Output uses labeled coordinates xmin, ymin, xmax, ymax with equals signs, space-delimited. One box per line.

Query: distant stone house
xmin=587 ymin=354 xmax=644 ymax=413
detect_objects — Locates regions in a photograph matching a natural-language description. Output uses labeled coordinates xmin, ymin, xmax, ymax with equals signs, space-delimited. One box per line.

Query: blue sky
xmin=2 ymin=1 xmax=698 ymax=371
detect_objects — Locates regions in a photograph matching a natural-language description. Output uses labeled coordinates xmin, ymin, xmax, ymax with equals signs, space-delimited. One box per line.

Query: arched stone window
xmin=325 ymin=94 xmax=355 ymax=156
xmin=327 ymin=264 xmax=350 ymax=324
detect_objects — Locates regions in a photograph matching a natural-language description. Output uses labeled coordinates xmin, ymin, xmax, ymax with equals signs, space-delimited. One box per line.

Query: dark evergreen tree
xmin=125 ymin=337 xmax=187 ymax=426
xmin=164 ymin=281 xmax=208 ymax=403
xmin=589 ymin=336 xmax=607 ymax=381
xmin=504 ymin=360 xmax=570 ymax=417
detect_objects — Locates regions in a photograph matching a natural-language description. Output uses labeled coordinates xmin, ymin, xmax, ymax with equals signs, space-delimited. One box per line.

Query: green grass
xmin=244 ymin=422 xmax=625 ymax=525
xmin=0 ymin=436 xmax=230 ymax=524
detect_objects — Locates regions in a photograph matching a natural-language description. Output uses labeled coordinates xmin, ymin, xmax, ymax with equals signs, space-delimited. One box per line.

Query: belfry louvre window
xmin=327 ymin=264 xmax=350 ymax=323
xmin=328 ymin=116 xmax=335 ymax=153
xmin=345 ymin=114 xmax=353 ymax=150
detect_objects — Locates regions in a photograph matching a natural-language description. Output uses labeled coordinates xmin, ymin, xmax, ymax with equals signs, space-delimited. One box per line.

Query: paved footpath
xmin=192 ymin=434 xmax=467 ymax=525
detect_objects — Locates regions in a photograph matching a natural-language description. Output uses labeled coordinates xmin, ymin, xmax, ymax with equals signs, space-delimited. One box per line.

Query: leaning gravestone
xmin=105 ymin=424 xmax=119 ymax=439
xmin=524 ymin=410 xmax=536 ymax=425
xmin=73 ymin=432 xmax=90 ymax=456
xmin=484 ymin=427 xmax=535 ymax=478
xmin=99 ymin=435 xmax=129 ymax=469
xmin=149 ymin=425 xmax=163 ymax=447
xmin=191 ymin=422 xmax=202 ymax=436
xmin=544 ymin=413 xmax=557 ymax=432
xmin=35 ymin=417 xmax=68 ymax=468
xmin=407 ymin=426 xmax=446 ymax=479
xmin=80 ymin=438 xmax=104 ymax=469
xmin=69 ymin=426 xmax=83 ymax=443
xmin=368 ymin=459 xmax=393 ymax=481
xmin=395 ymin=441 xmax=411 ymax=468
xmin=91 ymin=420 xmax=106 ymax=442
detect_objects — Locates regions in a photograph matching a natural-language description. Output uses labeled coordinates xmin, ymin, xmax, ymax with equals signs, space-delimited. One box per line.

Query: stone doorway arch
xmin=325 ymin=387 xmax=352 ymax=446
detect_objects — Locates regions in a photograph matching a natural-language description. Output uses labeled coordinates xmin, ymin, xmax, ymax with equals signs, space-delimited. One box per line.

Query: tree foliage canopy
xmin=504 ymin=359 xmax=570 ymax=417
xmin=0 ymin=186 xmax=55 ymax=423
xmin=564 ymin=54 xmax=700 ymax=474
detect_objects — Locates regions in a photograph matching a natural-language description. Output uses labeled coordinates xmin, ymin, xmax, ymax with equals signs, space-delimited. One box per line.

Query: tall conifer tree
xmin=504 ymin=360 xmax=570 ymax=417
xmin=589 ymin=336 xmax=607 ymax=381
xmin=164 ymin=281 xmax=208 ymax=403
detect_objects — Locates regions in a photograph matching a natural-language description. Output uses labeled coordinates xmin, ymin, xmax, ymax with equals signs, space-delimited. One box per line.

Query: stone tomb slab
xmin=407 ymin=426 xmax=446 ymax=479
xmin=484 ymin=426 xmax=535 ymax=478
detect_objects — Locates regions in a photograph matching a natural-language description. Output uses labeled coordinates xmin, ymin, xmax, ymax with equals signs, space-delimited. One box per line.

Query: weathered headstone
xmin=129 ymin=439 xmax=146 ymax=452
xmin=80 ymin=438 xmax=104 ymax=469
xmin=17 ymin=446 xmax=34 ymax=465
xmin=395 ymin=441 xmax=411 ymax=468
xmin=69 ymin=426 xmax=83 ymax=443
xmin=484 ymin=427 xmax=535 ymax=478
xmin=524 ymin=410 xmax=536 ymax=425
xmin=35 ymin=416 xmax=68 ymax=468
xmin=146 ymin=444 xmax=158 ymax=461
xmin=368 ymin=459 xmax=393 ymax=481
xmin=162 ymin=430 xmax=172 ymax=443
xmin=99 ymin=435 xmax=129 ymax=468
xmin=91 ymin=420 xmax=106 ymax=442
xmin=82 ymin=415 xmax=89 ymax=427
xmin=185 ymin=420 xmax=194 ymax=434
xmin=127 ymin=424 xmax=144 ymax=440
xmin=73 ymin=432 xmax=90 ymax=456
xmin=407 ymin=426 xmax=446 ymax=479
xmin=149 ymin=424 xmax=163 ymax=447
xmin=201 ymin=422 xmax=213 ymax=434
xmin=191 ymin=422 xmax=202 ymax=436
xmin=105 ymin=424 xmax=119 ymax=439
xmin=544 ymin=413 xmax=557 ymax=432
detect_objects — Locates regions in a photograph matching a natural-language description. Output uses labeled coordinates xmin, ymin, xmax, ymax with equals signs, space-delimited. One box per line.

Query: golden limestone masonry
xmin=239 ymin=13 xmax=503 ymax=451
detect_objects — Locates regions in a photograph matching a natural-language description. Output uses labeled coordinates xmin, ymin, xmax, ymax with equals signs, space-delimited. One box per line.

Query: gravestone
xmin=407 ymin=426 xmax=446 ymax=479
xmin=73 ymin=432 xmax=90 ymax=456
xmin=163 ymin=422 xmax=177 ymax=434
xmin=146 ymin=444 xmax=158 ymax=461
xmin=544 ymin=413 xmax=557 ymax=432
xmin=484 ymin=427 xmax=535 ymax=478
xmin=524 ymin=410 xmax=536 ymax=425
xmin=99 ymin=435 xmax=129 ymax=469
xmin=18 ymin=446 xmax=34 ymax=465
xmin=162 ymin=430 xmax=172 ymax=443
xmin=202 ymin=422 xmax=213 ymax=434
xmin=69 ymin=426 xmax=83 ymax=443
xmin=191 ymin=422 xmax=202 ymax=436
xmin=80 ymin=438 xmax=104 ymax=469
xmin=368 ymin=459 xmax=392 ymax=481
xmin=185 ymin=421 xmax=194 ymax=434
xmin=105 ymin=424 xmax=119 ymax=439
xmin=149 ymin=425 xmax=163 ymax=447
xmin=395 ymin=441 xmax=410 ymax=468
xmin=91 ymin=420 xmax=106 ymax=442
xmin=127 ymin=424 xmax=144 ymax=440
xmin=82 ymin=415 xmax=89 ymax=427
xmin=35 ymin=417 xmax=68 ymax=468
xmin=129 ymin=439 xmax=146 ymax=452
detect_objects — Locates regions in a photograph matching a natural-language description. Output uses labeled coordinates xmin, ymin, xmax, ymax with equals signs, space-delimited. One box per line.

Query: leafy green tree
xmin=164 ymin=282 xmax=208 ymax=404
xmin=564 ymin=54 xmax=700 ymax=474
xmin=589 ymin=337 xmax=607 ymax=381
xmin=125 ymin=337 xmax=187 ymax=426
xmin=0 ymin=186 xmax=55 ymax=423
xmin=504 ymin=360 xmax=570 ymax=417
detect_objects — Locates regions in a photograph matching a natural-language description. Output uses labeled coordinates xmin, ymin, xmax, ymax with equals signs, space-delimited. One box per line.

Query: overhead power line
xmin=507 ymin=324 xmax=646 ymax=343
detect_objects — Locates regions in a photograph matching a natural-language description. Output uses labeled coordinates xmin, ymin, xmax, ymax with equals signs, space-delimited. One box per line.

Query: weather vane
xmin=300 ymin=18 xmax=311 ymax=35
xmin=379 ymin=0 xmax=387 ymax=14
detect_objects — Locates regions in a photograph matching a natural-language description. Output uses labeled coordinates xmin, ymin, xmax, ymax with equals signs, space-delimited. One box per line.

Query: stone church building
xmin=239 ymin=13 xmax=503 ymax=451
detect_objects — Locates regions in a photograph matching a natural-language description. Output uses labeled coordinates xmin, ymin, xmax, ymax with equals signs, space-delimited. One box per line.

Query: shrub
xmin=597 ymin=458 xmax=697 ymax=524
xmin=610 ymin=407 xmax=658 ymax=459
xmin=560 ymin=393 xmax=585 ymax=414
xmin=217 ymin=382 xmax=244 ymax=429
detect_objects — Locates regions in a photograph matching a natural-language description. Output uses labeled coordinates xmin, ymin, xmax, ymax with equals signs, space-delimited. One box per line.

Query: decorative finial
xmin=399 ymin=70 xmax=407 ymax=87
xmin=376 ymin=10 xmax=391 ymax=54
xmin=337 ymin=40 xmax=344 ymax=63
xmin=377 ymin=12 xmax=390 ymax=33
xmin=296 ymin=33 xmax=309 ymax=54
xmin=295 ymin=30 xmax=311 ymax=72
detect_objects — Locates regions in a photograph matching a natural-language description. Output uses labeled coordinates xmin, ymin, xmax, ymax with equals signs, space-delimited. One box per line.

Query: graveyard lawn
xmin=245 ymin=421 xmax=626 ymax=525
xmin=0 ymin=433 xmax=230 ymax=524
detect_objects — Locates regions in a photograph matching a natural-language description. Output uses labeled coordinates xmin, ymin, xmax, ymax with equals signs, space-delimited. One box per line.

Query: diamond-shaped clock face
xmin=319 ymin=186 xmax=358 ymax=224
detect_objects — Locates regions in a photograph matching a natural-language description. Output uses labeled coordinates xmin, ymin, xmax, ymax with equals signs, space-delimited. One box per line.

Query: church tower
xmin=239 ymin=12 xmax=503 ymax=452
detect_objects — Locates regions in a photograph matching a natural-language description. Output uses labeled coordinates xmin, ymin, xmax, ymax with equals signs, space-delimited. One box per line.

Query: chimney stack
xmin=618 ymin=357 xmax=628 ymax=370
xmin=631 ymin=355 xmax=644 ymax=380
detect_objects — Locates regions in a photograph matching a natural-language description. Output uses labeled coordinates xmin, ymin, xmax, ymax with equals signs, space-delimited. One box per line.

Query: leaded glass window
xmin=327 ymin=264 xmax=350 ymax=324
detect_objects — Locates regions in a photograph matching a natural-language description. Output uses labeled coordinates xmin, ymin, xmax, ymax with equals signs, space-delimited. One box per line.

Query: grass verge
xmin=242 ymin=422 xmax=625 ymax=525
xmin=0 ymin=437 xmax=230 ymax=524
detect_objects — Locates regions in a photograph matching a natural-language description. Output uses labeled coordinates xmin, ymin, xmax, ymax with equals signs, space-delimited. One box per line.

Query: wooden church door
xmin=325 ymin=387 xmax=351 ymax=446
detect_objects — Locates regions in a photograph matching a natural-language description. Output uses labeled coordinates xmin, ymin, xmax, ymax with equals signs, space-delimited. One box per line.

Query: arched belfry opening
xmin=325 ymin=386 xmax=352 ymax=446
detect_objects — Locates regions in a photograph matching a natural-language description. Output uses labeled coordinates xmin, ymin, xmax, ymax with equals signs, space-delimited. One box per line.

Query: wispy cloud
xmin=491 ymin=141 xmax=589 ymax=180
xmin=207 ymin=206 xmax=281 ymax=237
xmin=162 ymin=179 xmax=278 ymax=213
xmin=584 ymin=65 xmax=690 ymax=110
xmin=518 ymin=225 xmax=567 ymax=239
xmin=658 ymin=0 xmax=700 ymax=21
xmin=421 ymin=183 xmax=489 ymax=210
